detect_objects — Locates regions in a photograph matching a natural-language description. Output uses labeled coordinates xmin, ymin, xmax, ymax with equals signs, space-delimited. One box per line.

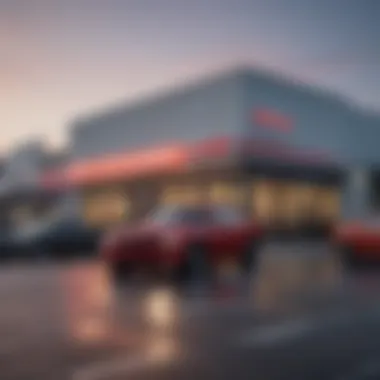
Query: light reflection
xmin=143 ymin=287 xmax=179 ymax=329
xmin=61 ymin=264 xmax=114 ymax=345
xmin=146 ymin=335 xmax=179 ymax=364
xmin=75 ymin=317 xmax=109 ymax=343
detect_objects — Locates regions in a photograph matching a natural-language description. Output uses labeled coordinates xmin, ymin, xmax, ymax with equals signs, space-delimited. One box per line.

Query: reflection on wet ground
xmin=1 ymin=250 xmax=380 ymax=379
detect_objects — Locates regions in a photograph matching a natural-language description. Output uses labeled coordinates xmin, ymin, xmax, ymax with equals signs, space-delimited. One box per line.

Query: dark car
xmin=100 ymin=204 xmax=264 ymax=282
xmin=0 ymin=227 xmax=14 ymax=261
xmin=13 ymin=217 xmax=102 ymax=260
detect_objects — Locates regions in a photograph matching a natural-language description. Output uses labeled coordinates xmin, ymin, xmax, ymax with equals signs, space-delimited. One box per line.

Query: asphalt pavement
xmin=1 ymin=257 xmax=380 ymax=380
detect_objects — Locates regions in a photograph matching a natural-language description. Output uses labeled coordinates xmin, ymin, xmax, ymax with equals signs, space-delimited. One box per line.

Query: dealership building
xmin=41 ymin=68 xmax=380 ymax=230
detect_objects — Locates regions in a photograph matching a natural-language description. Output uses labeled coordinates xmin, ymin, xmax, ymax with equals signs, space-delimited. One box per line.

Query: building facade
xmin=46 ymin=68 xmax=380 ymax=230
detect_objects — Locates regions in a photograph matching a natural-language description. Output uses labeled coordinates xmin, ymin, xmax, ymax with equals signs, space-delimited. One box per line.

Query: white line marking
xmin=236 ymin=318 xmax=317 ymax=347
xmin=72 ymin=355 xmax=152 ymax=380
xmin=236 ymin=305 xmax=378 ymax=350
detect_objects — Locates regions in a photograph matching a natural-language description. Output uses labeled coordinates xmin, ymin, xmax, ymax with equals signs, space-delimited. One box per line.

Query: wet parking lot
xmin=2 ymin=249 xmax=380 ymax=380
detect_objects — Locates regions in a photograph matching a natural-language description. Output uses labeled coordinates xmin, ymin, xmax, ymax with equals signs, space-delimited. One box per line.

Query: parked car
xmin=0 ymin=227 xmax=14 ymax=261
xmin=100 ymin=204 xmax=264 ymax=282
xmin=334 ymin=218 xmax=380 ymax=267
xmin=13 ymin=217 xmax=102 ymax=260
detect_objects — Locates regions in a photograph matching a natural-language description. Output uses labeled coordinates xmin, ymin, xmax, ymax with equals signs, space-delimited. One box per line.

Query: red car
xmin=100 ymin=204 xmax=264 ymax=282
xmin=334 ymin=218 xmax=380 ymax=267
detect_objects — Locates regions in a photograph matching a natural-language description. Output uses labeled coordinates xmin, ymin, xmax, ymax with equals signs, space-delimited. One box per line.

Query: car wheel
xmin=180 ymin=244 xmax=212 ymax=284
xmin=341 ymin=246 xmax=358 ymax=271
xmin=242 ymin=239 xmax=261 ymax=275
xmin=27 ymin=245 xmax=51 ymax=264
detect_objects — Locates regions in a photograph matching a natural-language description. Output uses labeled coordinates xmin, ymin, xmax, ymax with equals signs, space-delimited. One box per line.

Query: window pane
xmin=161 ymin=186 xmax=207 ymax=205
xmin=83 ymin=189 xmax=129 ymax=227
xmin=209 ymin=183 xmax=244 ymax=206
xmin=314 ymin=187 xmax=341 ymax=221
xmin=252 ymin=180 xmax=278 ymax=224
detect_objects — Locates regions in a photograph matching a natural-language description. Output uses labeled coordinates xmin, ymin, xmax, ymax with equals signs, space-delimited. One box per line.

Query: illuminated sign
xmin=39 ymin=135 xmax=335 ymax=190
xmin=64 ymin=146 xmax=188 ymax=186
xmin=252 ymin=108 xmax=293 ymax=132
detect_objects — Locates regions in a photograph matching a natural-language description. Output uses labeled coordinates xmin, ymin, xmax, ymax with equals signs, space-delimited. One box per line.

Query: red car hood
xmin=101 ymin=223 xmax=165 ymax=259
xmin=106 ymin=223 xmax=163 ymax=243
xmin=124 ymin=223 xmax=162 ymax=238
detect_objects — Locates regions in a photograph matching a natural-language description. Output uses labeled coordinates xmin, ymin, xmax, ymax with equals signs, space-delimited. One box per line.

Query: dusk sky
xmin=1 ymin=0 xmax=379 ymax=152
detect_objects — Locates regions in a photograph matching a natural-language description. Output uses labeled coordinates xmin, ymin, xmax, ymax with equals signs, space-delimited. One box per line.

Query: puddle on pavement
xmin=59 ymin=263 xmax=116 ymax=345
xmin=57 ymin=245 xmax=347 ymax=349
xmin=251 ymin=243 xmax=345 ymax=313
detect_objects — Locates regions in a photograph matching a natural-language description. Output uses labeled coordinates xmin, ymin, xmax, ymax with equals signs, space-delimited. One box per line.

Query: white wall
xmin=241 ymin=71 xmax=357 ymax=165
xmin=69 ymin=70 xmax=245 ymax=162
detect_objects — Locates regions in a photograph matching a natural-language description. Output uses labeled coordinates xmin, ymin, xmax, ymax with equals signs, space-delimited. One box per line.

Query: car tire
xmin=341 ymin=246 xmax=358 ymax=271
xmin=29 ymin=245 xmax=51 ymax=264
xmin=180 ymin=244 xmax=211 ymax=284
xmin=242 ymin=238 xmax=261 ymax=275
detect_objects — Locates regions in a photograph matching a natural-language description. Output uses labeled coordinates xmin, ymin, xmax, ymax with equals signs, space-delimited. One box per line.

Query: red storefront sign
xmin=66 ymin=146 xmax=189 ymax=186
xmin=40 ymin=137 xmax=234 ymax=189
xmin=252 ymin=108 xmax=293 ymax=132
xmin=40 ymin=135 xmax=335 ymax=190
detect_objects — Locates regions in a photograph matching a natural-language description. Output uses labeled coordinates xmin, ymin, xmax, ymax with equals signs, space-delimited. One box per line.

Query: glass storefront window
xmin=162 ymin=187 xmax=185 ymax=205
xmin=314 ymin=187 xmax=341 ymax=221
xmin=209 ymin=183 xmax=245 ymax=206
xmin=276 ymin=183 xmax=299 ymax=226
xmin=252 ymin=180 xmax=278 ymax=224
xmin=283 ymin=183 xmax=316 ymax=225
xmin=252 ymin=180 xmax=341 ymax=227
xmin=161 ymin=186 xmax=207 ymax=206
xmin=83 ymin=189 xmax=130 ymax=227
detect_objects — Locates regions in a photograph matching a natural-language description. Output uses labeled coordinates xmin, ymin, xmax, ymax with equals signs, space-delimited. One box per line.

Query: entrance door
xmin=252 ymin=179 xmax=278 ymax=226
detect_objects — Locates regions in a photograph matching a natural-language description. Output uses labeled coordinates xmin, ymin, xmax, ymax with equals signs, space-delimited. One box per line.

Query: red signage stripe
xmin=253 ymin=108 xmax=293 ymax=132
